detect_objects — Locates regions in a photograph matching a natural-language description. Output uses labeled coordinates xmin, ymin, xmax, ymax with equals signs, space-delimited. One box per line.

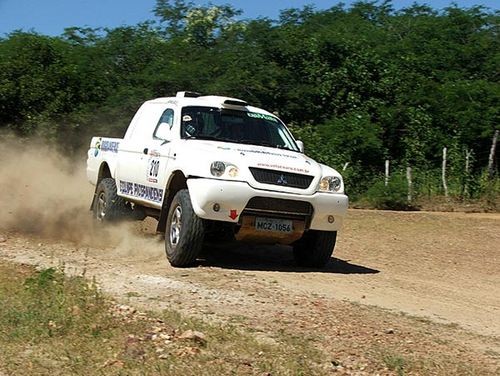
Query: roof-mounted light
xmin=176 ymin=91 xmax=201 ymax=98
xmin=224 ymin=99 xmax=248 ymax=107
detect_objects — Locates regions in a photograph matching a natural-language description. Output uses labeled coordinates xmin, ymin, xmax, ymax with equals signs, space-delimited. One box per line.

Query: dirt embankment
xmin=0 ymin=140 xmax=499 ymax=374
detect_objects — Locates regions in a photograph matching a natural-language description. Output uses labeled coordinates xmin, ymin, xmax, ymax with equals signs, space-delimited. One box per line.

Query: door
xmin=117 ymin=104 xmax=174 ymax=208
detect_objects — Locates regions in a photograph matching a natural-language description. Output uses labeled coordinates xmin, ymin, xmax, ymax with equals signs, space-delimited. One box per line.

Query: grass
xmin=0 ymin=261 xmax=326 ymax=375
xmin=382 ymin=352 xmax=407 ymax=375
xmin=0 ymin=260 xmax=497 ymax=375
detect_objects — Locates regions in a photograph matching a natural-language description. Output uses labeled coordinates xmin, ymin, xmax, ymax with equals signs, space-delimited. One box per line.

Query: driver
xmin=182 ymin=114 xmax=199 ymax=137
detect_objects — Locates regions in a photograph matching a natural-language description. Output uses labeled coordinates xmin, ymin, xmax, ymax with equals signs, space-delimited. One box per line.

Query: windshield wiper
xmin=239 ymin=139 xmax=295 ymax=151
xmin=185 ymin=135 xmax=236 ymax=143
xmin=275 ymin=144 xmax=295 ymax=151
xmin=239 ymin=139 xmax=273 ymax=147
xmin=185 ymin=136 xmax=296 ymax=151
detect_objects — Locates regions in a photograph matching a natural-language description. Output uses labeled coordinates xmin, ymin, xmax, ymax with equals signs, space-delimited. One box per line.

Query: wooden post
xmin=488 ymin=129 xmax=498 ymax=179
xmin=385 ymin=159 xmax=390 ymax=186
xmin=442 ymin=147 xmax=448 ymax=197
xmin=464 ymin=149 xmax=472 ymax=197
xmin=406 ymin=166 xmax=412 ymax=202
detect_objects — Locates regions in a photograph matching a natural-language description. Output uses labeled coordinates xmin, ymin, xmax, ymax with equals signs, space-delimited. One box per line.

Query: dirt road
xmin=1 ymin=209 xmax=499 ymax=374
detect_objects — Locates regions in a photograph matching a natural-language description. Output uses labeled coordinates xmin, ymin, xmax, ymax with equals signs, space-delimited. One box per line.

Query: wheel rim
xmin=97 ymin=192 xmax=107 ymax=220
xmin=169 ymin=205 xmax=182 ymax=247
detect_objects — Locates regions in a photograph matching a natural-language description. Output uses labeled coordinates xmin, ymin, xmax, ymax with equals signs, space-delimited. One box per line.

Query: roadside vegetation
xmin=0 ymin=261 xmax=327 ymax=375
xmin=0 ymin=249 xmax=497 ymax=375
xmin=0 ymin=0 xmax=498 ymax=209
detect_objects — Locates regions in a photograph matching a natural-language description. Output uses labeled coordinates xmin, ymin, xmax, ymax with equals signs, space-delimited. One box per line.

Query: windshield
xmin=180 ymin=106 xmax=299 ymax=152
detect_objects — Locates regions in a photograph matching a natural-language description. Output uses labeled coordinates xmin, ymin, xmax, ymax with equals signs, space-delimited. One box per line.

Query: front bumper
xmin=187 ymin=178 xmax=348 ymax=231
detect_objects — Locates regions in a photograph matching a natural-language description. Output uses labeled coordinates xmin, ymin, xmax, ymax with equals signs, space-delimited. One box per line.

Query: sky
xmin=0 ymin=0 xmax=497 ymax=37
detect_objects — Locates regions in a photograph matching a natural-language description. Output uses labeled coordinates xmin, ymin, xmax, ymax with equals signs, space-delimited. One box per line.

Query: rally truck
xmin=86 ymin=91 xmax=348 ymax=267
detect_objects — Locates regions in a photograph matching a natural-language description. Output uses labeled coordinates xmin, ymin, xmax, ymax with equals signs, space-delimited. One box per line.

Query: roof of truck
xmin=146 ymin=92 xmax=274 ymax=116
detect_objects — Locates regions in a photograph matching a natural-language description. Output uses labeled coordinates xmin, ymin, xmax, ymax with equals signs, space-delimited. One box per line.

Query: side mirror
xmin=296 ymin=140 xmax=304 ymax=153
xmin=155 ymin=122 xmax=172 ymax=141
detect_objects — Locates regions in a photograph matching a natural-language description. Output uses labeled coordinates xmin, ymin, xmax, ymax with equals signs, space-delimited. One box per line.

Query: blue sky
xmin=0 ymin=0 xmax=497 ymax=37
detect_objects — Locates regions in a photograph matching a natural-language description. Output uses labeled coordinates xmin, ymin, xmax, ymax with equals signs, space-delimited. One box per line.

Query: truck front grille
xmin=249 ymin=167 xmax=314 ymax=189
xmin=244 ymin=197 xmax=313 ymax=217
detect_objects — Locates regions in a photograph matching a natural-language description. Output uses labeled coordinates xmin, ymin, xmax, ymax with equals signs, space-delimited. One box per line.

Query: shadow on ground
xmin=198 ymin=244 xmax=379 ymax=274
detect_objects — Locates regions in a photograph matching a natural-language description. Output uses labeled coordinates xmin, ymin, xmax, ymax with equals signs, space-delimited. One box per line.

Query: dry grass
xmin=0 ymin=261 xmax=326 ymax=375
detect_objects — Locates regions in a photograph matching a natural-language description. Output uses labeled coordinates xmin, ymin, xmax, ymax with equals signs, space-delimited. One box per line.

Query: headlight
xmin=319 ymin=176 xmax=342 ymax=192
xmin=210 ymin=161 xmax=226 ymax=177
xmin=210 ymin=161 xmax=239 ymax=178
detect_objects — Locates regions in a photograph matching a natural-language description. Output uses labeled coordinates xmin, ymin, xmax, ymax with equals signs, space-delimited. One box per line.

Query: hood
xmin=184 ymin=139 xmax=320 ymax=173
xmin=174 ymin=140 xmax=335 ymax=195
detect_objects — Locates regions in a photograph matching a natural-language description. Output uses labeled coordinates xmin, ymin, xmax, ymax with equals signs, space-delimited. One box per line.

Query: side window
xmin=154 ymin=108 xmax=174 ymax=140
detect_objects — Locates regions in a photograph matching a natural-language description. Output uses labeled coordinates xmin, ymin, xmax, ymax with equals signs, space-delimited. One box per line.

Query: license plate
xmin=255 ymin=217 xmax=293 ymax=233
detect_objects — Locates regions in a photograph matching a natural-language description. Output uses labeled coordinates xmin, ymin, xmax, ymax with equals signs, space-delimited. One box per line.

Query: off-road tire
xmin=165 ymin=189 xmax=204 ymax=267
xmin=293 ymin=230 xmax=337 ymax=268
xmin=92 ymin=178 xmax=128 ymax=222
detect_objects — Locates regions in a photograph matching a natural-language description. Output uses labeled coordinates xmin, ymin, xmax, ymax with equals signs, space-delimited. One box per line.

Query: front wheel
xmin=165 ymin=189 xmax=205 ymax=267
xmin=293 ymin=230 xmax=337 ymax=268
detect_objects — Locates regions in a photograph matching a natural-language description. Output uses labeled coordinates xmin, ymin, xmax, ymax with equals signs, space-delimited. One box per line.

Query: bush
xmin=478 ymin=173 xmax=500 ymax=210
xmin=363 ymin=174 xmax=417 ymax=210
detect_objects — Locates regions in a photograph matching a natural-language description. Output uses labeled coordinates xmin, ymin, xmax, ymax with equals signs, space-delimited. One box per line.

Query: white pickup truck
xmin=87 ymin=92 xmax=348 ymax=267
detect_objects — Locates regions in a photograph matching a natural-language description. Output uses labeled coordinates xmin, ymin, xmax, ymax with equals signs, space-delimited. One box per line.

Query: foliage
xmin=0 ymin=1 xmax=498 ymax=204
xmin=363 ymin=173 xmax=416 ymax=210
xmin=2 ymin=266 xmax=105 ymax=341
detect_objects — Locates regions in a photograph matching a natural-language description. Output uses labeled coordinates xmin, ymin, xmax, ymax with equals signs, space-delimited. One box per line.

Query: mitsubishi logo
xmin=277 ymin=174 xmax=288 ymax=185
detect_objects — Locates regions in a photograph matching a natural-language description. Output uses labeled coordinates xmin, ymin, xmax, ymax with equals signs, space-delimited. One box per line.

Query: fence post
xmin=464 ymin=149 xmax=472 ymax=197
xmin=406 ymin=166 xmax=412 ymax=203
xmin=488 ymin=129 xmax=498 ymax=179
xmin=442 ymin=147 xmax=448 ymax=197
xmin=385 ymin=159 xmax=390 ymax=186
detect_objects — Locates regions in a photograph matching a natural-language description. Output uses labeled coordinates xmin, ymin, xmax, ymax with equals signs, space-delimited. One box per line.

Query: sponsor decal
xmin=148 ymin=149 xmax=161 ymax=157
xmin=257 ymin=162 xmax=309 ymax=173
xmin=236 ymin=148 xmax=298 ymax=159
xmin=94 ymin=138 xmax=102 ymax=157
xmin=213 ymin=145 xmax=297 ymax=159
xmin=101 ymin=140 xmax=120 ymax=153
xmin=119 ymin=180 xmax=164 ymax=203
xmin=247 ymin=112 xmax=278 ymax=123
xmin=146 ymin=157 xmax=160 ymax=183
xmin=94 ymin=138 xmax=119 ymax=156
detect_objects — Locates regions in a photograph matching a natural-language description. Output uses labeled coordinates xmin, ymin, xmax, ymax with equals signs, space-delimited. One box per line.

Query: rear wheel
xmin=293 ymin=230 xmax=337 ymax=268
xmin=92 ymin=178 xmax=127 ymax=222
xmin=165 ymin=189 xmax=204 ymax=267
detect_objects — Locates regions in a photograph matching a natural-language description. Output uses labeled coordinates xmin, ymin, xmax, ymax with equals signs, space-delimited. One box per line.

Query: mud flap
xmin=89 ymin=186 xmax=99 ymax=211
xmin=156 ymin=189 xmax=170 ymax=234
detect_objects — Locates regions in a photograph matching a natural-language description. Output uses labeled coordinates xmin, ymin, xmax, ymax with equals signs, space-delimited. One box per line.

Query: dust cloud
xmin=0 ymin=136 xmax=164 ymax=258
